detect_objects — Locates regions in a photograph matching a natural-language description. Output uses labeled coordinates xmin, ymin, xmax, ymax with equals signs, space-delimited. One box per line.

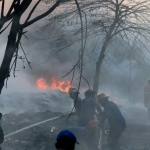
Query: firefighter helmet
xmin=84 ymin=89 xmax=95 ymax=96
xmin=97 ymin=93 xmax=109 ymax=104
xmin=68 ymin=87 xmax=79 ymax=94
xmin=97 ymin=93 xmax=109 ymax=99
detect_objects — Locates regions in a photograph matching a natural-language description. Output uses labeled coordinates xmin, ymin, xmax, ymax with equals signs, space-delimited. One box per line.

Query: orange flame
xmin=36 ymin=78 xmax=48 ymax=90
xmin=36 ymin=77 xmax=71 ymax=93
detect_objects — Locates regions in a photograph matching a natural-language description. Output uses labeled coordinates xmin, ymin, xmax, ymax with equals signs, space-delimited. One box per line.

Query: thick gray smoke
xmin=1 ymin=3 xmax=150 ymax=150
xmin=20 ymin=25 xmax=150 ymax=106
xmin=0 ymin=91 xmax=72 ymax=114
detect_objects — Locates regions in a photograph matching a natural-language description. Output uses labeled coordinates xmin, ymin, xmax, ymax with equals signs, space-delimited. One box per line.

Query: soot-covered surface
xmin=1 ymin=109 xmax=150 ymax=150
xmin=2 ymin=111 xmax=70 ymax=150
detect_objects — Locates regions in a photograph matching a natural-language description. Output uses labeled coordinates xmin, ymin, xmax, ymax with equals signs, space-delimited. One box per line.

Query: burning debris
xmin=36 ymin=77 xmax=71 ymax=92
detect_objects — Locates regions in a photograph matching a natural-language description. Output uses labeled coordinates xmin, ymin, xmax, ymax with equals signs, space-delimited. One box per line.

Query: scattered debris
xmin=1 ymin=109 xmax=150 ymax=150
xmin=50 ymin=127 xmax=56 ymax=133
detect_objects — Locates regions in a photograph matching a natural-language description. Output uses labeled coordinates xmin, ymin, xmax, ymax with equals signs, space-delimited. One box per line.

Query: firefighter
xmin=79 ymin=89 xmax=96 ymax=126
xmin=144 ymin=79 xmax=150 ymax=123
xmin=97 ymin=93 xmax=126 ymax=150
xmin=68 ymin=87 xmax=82 ymax=118
xmin=68 ymin=120 xmax=98 ymax=150
xmin=55 ymin=130 xmax=79 ymax=150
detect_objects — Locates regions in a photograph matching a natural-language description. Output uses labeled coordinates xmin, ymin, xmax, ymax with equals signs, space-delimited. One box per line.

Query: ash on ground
xmin=1 ymin=106 xmax=150 ymax=150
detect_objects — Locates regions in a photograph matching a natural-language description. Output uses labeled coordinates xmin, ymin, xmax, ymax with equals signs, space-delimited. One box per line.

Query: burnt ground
xmin=1 ymin=110 xmax=150 ymax=150
xmin=101 ymin=123 xmax=150 ymax=150
xmin=1 ymin=110 xmax=77 ymax=150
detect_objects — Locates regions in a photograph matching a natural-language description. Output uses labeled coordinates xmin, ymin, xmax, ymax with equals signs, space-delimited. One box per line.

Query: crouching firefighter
xmin=68 ymin=120 xmax=98 ymax=150
xmin=96 ymin=93 xmax=126 ymax=150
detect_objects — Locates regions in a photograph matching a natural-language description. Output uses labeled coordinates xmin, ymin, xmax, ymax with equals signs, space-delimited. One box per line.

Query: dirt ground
xmin=1 ymin=109 xmax=150 ymax=150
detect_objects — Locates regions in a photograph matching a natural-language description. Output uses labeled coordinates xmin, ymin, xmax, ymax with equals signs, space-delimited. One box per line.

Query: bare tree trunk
xmin=93 ymin=37 xmax=109 ymax=95
xmin=0 ymin=0 xmax=32 ymax=94
xmin=93 ymin=55 xmax=104 ymax=95
xmin=0 ymin=17 xmax=20 ymax=94
xmin=93 ymin=22 xmax=116 ymax=95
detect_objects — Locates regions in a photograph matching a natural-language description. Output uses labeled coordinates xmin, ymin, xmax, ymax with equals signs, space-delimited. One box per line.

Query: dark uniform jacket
xmin=74 ymin=97 xmax=82 ymax=117
xmin=99 ymin=101 xmax=126 ymax=130
xmin=79 ymin=96 xmax=96 ymax=125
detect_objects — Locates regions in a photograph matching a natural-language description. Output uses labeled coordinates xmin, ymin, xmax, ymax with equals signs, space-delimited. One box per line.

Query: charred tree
xmin=31 ymin=0 xmax=150 ymax=96
xmin=93 ymin=1 xmax=120 ymax=94
xmin=92 ymin=0 xmax=150 ymax=94
xmin=0 ymin=0 xmax=32 ymax=94
xmin=0 ymin=0 xmax=69 ymax=94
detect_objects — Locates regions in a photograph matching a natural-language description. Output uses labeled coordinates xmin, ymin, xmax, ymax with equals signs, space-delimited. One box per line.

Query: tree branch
xmin=16 ymin=0 xmax=32 ymax=17
xmin=119 ymin=0 xmax=124 ymax=6
xmin=6 ymin=0 xmax=17 ymax=16
xmin=0 ymin=0 xmax=30 ymax=31
xmin=22 ymin=0 xmax=60 ymax=28
xmin=24 ymin=0 xmax=42 ymax=24
xmin=0 ymin=19 xmax=12 ymax=34
xmin=1 ymin=0 xmax=5 ymax=18
xmin=20 ymin=43 xmax=32 ymax=69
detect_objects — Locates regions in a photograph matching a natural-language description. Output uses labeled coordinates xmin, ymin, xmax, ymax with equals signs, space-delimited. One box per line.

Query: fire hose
xmin=4 ymin=111 xmax=70 ymax=138
xmin=4 ymin=112 xmax=150 ymax=140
